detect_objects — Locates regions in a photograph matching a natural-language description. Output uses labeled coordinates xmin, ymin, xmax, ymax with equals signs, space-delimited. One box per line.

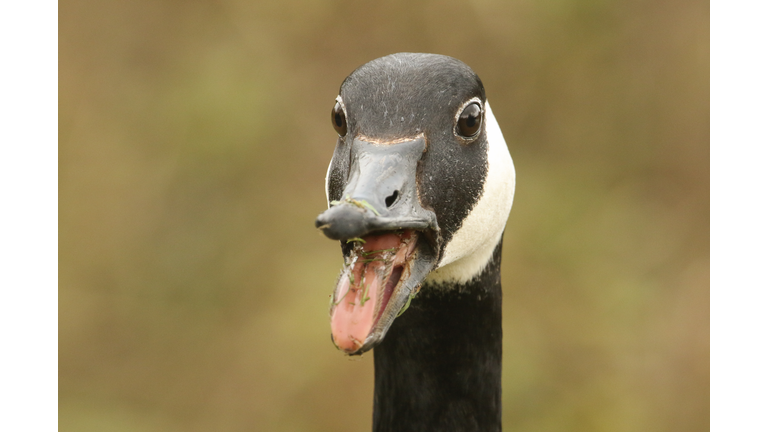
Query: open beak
xmin=315 ymin=136 xmax=439 ymax=355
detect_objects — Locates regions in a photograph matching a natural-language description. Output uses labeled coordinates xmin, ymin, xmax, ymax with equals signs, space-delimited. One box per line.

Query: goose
xmin=315 ymin=53 xmax=516 ymax=432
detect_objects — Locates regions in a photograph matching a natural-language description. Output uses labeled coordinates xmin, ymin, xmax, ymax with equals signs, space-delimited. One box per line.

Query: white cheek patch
xmin=426 ymin=101 xmax=516 ymax=285
xmin=324 ymin=157 xmax=333 ymax=208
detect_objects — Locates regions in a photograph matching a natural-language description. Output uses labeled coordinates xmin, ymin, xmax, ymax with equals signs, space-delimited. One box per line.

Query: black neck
xmin=372 ymin=243 xmax=503 ymax=432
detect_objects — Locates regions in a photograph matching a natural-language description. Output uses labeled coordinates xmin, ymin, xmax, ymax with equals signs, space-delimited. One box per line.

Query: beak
xmin=315 ymin=136 xmax=438 ymax=240
xmin=316 ymin=136 xmax=440 ymax=355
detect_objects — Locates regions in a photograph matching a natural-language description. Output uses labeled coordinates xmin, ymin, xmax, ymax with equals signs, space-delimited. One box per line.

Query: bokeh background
xmin=59 ymin=0 xmax=709 ymax=430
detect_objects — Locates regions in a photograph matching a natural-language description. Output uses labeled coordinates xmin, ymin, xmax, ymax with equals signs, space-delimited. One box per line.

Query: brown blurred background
xmin=59 ymin=0 xmax=709 ymax=430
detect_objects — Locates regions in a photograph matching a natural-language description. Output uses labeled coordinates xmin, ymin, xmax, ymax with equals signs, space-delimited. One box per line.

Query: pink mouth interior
xmin=330 ymin=230 xmax=418 ymax=353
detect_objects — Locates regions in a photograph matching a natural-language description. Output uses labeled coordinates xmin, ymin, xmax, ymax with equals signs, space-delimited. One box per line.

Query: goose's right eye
xmin=332 ymin=101 xmax=347 ymax=137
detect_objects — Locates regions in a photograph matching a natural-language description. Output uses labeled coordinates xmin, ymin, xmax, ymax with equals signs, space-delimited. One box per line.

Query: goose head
xmin=315 ymin=53 xmax=515 ymax=354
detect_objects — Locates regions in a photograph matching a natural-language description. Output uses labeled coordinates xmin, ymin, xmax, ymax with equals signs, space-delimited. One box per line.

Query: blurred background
xmin=59 ymin=0 xmax=709 ymax=430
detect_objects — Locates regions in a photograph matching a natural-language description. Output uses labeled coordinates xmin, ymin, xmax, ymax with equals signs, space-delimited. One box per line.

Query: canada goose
xmin=316 ymin=53 xmax=515 ymax=431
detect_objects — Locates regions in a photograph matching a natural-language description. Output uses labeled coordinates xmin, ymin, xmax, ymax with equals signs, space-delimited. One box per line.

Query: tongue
xmin=330 ymin=233 xmax=404 ymax=353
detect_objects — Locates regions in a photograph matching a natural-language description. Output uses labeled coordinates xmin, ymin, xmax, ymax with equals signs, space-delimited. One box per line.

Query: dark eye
xmin=331 ymin=101 xmax=347 ymax=136
xmin=457 ymin=102 xmax=482 ymax=138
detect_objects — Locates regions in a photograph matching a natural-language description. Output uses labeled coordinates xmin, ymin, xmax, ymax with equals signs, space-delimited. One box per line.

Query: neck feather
xmin=372 ymin=242 xmax=503 ymax=432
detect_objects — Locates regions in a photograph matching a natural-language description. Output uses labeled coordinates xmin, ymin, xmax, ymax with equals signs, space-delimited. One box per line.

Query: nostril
xmin=385 ymin=190 xmax=399 ymax=208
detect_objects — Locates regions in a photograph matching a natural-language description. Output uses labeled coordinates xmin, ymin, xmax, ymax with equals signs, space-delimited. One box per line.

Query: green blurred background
xmin=59 ymin=0 xmax=709 ymax=430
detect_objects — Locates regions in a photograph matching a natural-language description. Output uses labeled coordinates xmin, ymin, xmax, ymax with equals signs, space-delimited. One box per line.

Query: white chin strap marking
xmin=324 ymin=157 xmax=333 ymax=208
xmin=426 ymin=101 xmax=516 ymax=285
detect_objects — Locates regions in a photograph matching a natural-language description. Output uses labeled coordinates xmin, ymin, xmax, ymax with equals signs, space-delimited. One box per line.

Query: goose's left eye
xmin=457 ymin=103 xmax=482 ymax=138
